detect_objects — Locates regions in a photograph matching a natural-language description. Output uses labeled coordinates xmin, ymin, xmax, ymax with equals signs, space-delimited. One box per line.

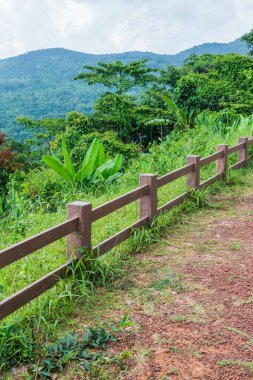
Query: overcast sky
xmin=0 ymin=0 xmax=253 ymax=59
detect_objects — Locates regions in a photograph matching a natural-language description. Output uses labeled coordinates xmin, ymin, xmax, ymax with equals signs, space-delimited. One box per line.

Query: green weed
xmin=217 ymin=359 xmax=253 ymax=373
xmin=149 ymin=273 xmax=184 ymax=292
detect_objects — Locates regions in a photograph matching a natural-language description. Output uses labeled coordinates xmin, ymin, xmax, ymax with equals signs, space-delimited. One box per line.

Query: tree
xmin=170 ymin=54 xmax=253 ymax=118
xmin=241 ymin=29 xmax=253 ymax=56
xmin=17 ymin=116 xmax=66 ymax=152
xmin=0 ymin=133 xmax=20 ymax=193
xmin=91 ymin=93 xmax=137 ymax=141
xmin=75 ymin=60 xmax=157 ymax=94
xmin=75 ymin=60 xmax=158 ymax=142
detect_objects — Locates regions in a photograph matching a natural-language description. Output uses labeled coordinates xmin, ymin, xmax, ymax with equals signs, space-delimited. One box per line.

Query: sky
xmin=0 ymin=0 xmax=253 ymax=59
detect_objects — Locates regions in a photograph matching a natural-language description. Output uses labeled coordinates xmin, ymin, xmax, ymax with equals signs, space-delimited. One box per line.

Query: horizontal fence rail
xmin=0 ymin=135 xmax=252 ymax=320
xmin=0 ymin=218 xmax=79 ymax=269
xmin=200 ymin=151 xmax=223 ymax=167
xmin=0 ymin=263 xmax=70 ymax=320
xmin=157 ymin=164 xmax=194 ymax=187
xmin=157 ymin=192 xmax=189 ymax=214
xmin=228 ymin=143 xmax=244 ymax=154
xmin=93 ymin=217 xmax=149 ymax=257
xmin=92 ymin=184 xmax=149 ymax=222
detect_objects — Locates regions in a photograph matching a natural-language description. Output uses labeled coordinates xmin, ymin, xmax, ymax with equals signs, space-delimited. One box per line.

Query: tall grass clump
xmin=0 ymin=113 xmax=253 ymax=376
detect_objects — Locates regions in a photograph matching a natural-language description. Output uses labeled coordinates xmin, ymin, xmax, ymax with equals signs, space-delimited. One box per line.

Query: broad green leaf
xmin=61 ymin=134 xmax=75 ymax=176
xmin=94 ymin=143 xmax=106 ymax=168
xmin=110 ymin=154 xmax=123 ymax=175
xmin=96 ymin=160 xmax=115 ymax=179
xmin=89 ymin=168 xmax=105 ymax=184
xmin=75 ymin=159 xmax=94 ymax=182
xmin=81 ymin=138 xmax=100 ymax=168
xmin=42 ymin=155 xmax=73 ymax=182
xmin=104 ymin=173 xmax=121 ymax=186
xmin=163 ymin=95 xmax=178 ymax=114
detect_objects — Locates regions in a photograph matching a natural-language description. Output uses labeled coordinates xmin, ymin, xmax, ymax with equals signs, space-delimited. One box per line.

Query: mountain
xmin=0 ymin=38 xmax=249 ymax=140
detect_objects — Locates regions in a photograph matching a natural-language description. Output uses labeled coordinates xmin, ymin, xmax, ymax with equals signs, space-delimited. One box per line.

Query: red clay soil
xmin=107 ymin=193 xmax=253 ymax=380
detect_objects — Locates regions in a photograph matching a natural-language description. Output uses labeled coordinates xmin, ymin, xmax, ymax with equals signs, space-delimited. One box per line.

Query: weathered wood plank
xmin=157 ymin=192 xmax=188 ymax=215
xmin=230 ymin=160 xmax=244 ymax=171
xmin=92 ymin=185 xmax=149 ymax=222
xmin=0 ymin=218 xmax=79 ymax=269
xmin=67 ymin=202 xmax=92 ymax=260
xmin=238 ymin=137 xmax=248 ymax=165
xmin=199 ymin=173 xmax=223 ymax=189
xmin=187 ymin=156 xmax=200 ymax=188
xmin=216 ymin=144 xmax=228 ymax=177
xmin=200 ymin=151 xmax=223 ymax=167
xmin=139 ymin=174 xmax=157 ymax=225
xmin=228 ymin=142 xmax=244 ymax=154
xmin=0 ymin=262 xmax=70 ymax=320
xmin=93 ymin=216 xmax=149 ymax=257
xmin=157 ymin=164 xmax=194 ymax=188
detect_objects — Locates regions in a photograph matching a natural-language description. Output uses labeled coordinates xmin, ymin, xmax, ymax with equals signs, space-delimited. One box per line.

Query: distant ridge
xmin=0 ymin=38 xmax=249 ymax=140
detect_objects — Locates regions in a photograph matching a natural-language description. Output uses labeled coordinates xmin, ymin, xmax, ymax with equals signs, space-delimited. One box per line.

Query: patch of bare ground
xmin=63 ymin=190 xmax=253 ymax=380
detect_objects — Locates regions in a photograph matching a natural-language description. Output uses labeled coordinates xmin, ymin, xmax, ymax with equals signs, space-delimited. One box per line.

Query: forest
xmin=0 ymin=29 xmax=253 ymax=378
xmin=0 ymin=37 xmax=248 ymax=141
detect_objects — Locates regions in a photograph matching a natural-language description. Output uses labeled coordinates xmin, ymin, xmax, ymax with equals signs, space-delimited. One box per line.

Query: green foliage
xmin=172 ymin=54 xmax=253 ymax=117
xmin=17 ymin=116 xmax=66 ymax=152
xmin=0 ymin=323 xmax=116 ymax=376
xmin=241 ymin=28 xmax=253 ymax=56
xmin=0 ymin=40 xmax=249 ymax=140
xmin=0 ymin=184 xmax=25 ymax=218
xmin=0 ymin=322 xmax=36 ymax=371
xmin=149 ymin=273 xmax=184 ymax=292
xmin=43 ymin=135 xmax=123 ymax=186
xmin=91 ymin=93 xmax=137 ymax=141
xmin=35 ymin=327 xmax=115 ymax=377
xmin=75 ymin=59 xmax=157 ymax=94
xmin=70 ymin=131 xmax=139 ymax=166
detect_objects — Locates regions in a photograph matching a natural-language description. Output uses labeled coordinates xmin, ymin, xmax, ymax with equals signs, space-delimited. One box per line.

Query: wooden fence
xmin=0 ymin=136 xmax=252 ymax=320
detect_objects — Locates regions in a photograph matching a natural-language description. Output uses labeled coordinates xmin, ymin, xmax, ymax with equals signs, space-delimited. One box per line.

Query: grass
xmin=1 ymin=117 xmax=253 ymax=376
xmin=217 ymin=359 xmax=253 ymax=373
xmin=2 ymin=163 xmax=253 ymax=378
xmin=149 ymin=273 xmax=184 ymax=292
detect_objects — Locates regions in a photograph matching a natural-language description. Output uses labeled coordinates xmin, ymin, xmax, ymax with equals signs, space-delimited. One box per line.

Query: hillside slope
xmin=0 ymin=38 xmax=249 ymax=140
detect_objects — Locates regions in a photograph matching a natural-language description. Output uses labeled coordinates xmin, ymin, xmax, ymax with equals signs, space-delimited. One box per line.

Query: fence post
xmin=216 ymin=144 xmax=228 ymax=177
xmin=186 ymin=155 xmax=200 ymax=189
xmin=238 ymin=137 xmax=248 ymax=166
xmin=139 ymin=174 xmax=157 ymax=226
xmin=66 ymin=201 xmax=92 ymax=260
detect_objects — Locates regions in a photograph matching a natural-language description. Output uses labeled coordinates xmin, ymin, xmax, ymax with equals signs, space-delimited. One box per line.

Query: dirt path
xmin=62 ymin=188 xmax=253 ymax=380
xmin=98 ymin=190 xmax=253 ymax=380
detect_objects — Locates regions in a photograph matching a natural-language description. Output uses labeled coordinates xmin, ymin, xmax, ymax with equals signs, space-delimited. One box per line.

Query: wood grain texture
xmin=186 ymin=156 xmax=200 ymax=189
xmin=199 ymin=173 xmax=223 ymax=189
xmin=230 ymin=161 xmax=244 ymax=171
xmin=238 ymin=137 xmax=248 ymax=165
xmin=0 ymin=218 xmax=78 ymax=269
xmin=92 ymin=185 xmax=149 ymax=222
xmin=67 ymin=202 xmax=92 ymax=260
xmin=157 ymin=164 xmax=194 ymax=188
xmin=139 ymin=174 xmax=157 ymax=225
xmin=93 ymin=217 xmax=149 ymax=257
xmin=200 ymin=151 xmax=223 ymax=167
xmin=228 ymin=142 xmax=244 ymax=154
xmin=157 ymin=192 xmax=188 ymax=215
xmin=216 ymin=144 xmax=228 ymax=177
xmin=0 ymin=262 xmax=70 ymax=320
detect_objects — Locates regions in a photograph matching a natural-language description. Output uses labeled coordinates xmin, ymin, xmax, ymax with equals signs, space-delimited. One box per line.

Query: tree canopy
xmin=75 ymin=59 xmax=157 ymax=94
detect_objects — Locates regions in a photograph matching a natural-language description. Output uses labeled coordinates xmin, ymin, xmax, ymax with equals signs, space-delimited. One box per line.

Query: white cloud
xmin=0 ymin=0 xmax=252 ymax=59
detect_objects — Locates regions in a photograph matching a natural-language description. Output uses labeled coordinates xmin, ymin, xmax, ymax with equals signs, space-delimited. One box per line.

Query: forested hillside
xmin=1 ymin=27 xmax=253 ymax=378
xmin=0 ymin=38 xmax=248 ymax=140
